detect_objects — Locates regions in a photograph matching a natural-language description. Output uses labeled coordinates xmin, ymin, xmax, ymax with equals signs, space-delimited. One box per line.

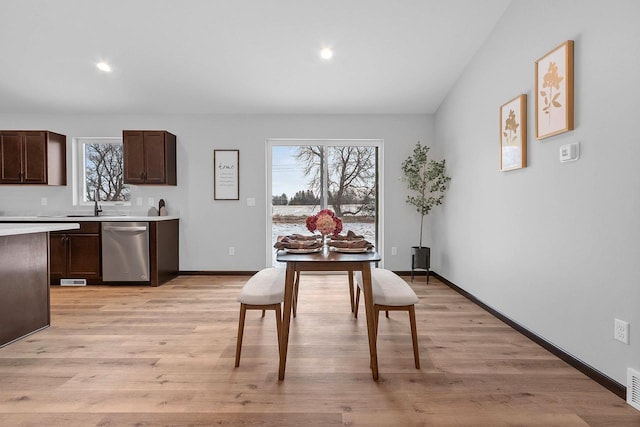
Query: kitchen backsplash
xmin=0 ymin=185 xmax=179 ymax=217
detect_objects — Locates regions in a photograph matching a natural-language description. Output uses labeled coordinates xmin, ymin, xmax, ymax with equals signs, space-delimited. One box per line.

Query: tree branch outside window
xmin=84 ymin=142 xmax=130 ymax=202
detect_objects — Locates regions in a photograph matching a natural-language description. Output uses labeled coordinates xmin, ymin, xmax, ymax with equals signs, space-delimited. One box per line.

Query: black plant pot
xmin=411 ymin=246 xmax=430 ymax=283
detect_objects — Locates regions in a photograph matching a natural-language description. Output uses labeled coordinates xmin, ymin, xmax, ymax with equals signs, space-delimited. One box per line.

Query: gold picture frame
xmin=500 ymin=94 xmax=527 ymax=171
xmin=535 ymin=40 xmax=574 ymax=140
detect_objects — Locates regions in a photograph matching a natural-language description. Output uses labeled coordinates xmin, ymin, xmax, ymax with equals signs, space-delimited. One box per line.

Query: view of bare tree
xmin=295 ymin=145 xmax=376 ymax=217
xmin=85 ymin=143 xmax=130 ymax=202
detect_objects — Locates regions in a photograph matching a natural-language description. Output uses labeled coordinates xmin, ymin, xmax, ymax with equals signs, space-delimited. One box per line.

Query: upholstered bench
xmin=354 ymin=268 xmax=420 ymax=369
xmin=235 ymin=268 xmax=285 ymax=367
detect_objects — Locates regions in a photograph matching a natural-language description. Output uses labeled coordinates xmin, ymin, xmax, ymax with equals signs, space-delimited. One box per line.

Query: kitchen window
xmin=74 ymin=137 xmax=130 ymax=205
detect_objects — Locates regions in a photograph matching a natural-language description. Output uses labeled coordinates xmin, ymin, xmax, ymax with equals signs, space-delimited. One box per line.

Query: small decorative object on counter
xmin=147 ymin=207 xmax=159 ymax=216
xmin=158 ymin=199 xmax=167 ymax=216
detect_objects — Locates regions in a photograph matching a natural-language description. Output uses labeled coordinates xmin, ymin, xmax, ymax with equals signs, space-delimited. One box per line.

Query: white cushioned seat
xmin=237 ymin=267 xmax=285 ymax=305
xmin=354 ymin=267 xmax=421 ymax=369
xmin=355 ymin=268 xmax=419 ymax=306
xmin=235 ymin=268 xmax=286 ymax=367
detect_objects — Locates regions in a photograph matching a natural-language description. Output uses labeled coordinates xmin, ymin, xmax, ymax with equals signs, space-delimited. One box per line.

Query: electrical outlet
xmin=228 ymin=247 xmax=235 ymax=256
xmin=40 ymin=197 xmax=47 ymax=206
xmin=136 ymin=197 xmax=143 ymax=206
xmin=391 ymin=247 xmax=397 ymax=256
xmin=614 ymin=318 xmax=630 ymax=344
xmin=148 ymin=197 xmax=155 ymax=207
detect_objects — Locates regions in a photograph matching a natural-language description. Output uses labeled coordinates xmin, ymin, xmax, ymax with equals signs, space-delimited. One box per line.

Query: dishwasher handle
xmin=103 ymin=225 xmax=148 ymax=232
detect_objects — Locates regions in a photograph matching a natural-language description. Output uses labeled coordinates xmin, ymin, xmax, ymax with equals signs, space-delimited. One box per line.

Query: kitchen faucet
xmin=94 ymin=189 xmax=102 ymax=216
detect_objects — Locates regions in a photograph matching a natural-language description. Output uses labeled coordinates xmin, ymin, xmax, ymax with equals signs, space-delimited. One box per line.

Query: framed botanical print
xmin=500 ymin=94 xmax=527 ymax=171
xmin=535 ymin=40 xmax=574 ymax=139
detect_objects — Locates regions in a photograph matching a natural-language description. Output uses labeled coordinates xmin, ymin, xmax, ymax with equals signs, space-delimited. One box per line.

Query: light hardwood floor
xmin=0 ymin=275 xmax=638 ymax=426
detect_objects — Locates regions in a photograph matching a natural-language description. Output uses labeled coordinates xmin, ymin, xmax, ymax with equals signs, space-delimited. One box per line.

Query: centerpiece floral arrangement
xmin=306 ymin=209 xmax=343 ymax=236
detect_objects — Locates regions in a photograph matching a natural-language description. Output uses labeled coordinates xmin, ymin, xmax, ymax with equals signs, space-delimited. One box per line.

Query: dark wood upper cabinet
xmin=123 ymin=130 xmax=176 ymax=185
xmin=0 ymin=131 xmax=66 ymax=185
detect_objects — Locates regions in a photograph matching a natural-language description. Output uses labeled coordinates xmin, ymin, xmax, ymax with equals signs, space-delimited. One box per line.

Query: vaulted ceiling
xmin=0 ymin=0 xmax=510 ymax=114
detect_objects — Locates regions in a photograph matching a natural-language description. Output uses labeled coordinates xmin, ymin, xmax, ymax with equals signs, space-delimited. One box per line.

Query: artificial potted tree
xmin=401 ymin=141 xmax=451 ymax=283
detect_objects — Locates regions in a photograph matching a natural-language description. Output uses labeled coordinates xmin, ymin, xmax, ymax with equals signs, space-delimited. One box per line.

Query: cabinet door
xmin=49 ymin=233 xmax=67 ymax=280
xmin=123 ymin=131 xmax=146 ymax=184
xmin=0 ymin=132 xmax=23 ymax=183
xmin=22 ymin=132 xmax=47 ymax=183
xmin=66 ymin=234 xmax=101 ymax=279
xmin=143 ymin=131 xmax=167 ymax=184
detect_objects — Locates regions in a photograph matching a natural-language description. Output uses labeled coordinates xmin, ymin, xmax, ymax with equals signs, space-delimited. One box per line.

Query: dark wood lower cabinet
xmin=5 ymin=220 xmax=179 ymax=286
xmin=47 ymin=219 xmax=178 ymax=286
xmin=149 ymin=219 xmax=179 ymax=286
xmin=50 ymin=222 xmax=101 ymax=284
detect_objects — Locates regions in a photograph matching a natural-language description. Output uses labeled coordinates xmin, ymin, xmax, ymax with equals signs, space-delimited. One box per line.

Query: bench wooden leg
xmin=235 ymin=304 xmax=247 ymax=367
xmin=275 ymin=303 xmax=282 ymax=354
xmin=354 ymin=286 xmax=361 ymax=318
xmin=236 ymin=303 xmax=282 ymax=368
xmin=409 ymin=305 xmax=420 ymax=369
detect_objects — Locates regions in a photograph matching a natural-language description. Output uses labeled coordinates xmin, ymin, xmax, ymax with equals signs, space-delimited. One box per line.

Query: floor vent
xmin=60 ymin=278 xmax=87 ymax=286
xmin=629 ymin=368 xmax=640 ymax=411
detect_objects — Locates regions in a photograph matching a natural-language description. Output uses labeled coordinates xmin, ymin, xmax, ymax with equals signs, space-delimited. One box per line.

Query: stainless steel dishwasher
xmin=101 ymin=222 xmax=150 ymax=282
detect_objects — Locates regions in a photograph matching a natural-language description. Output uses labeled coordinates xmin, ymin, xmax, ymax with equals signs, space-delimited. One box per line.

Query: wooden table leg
xmin=360 ymin=262 xmax=379 ymax=380
xmin=278 ymin=263 xmax=296 ymax=380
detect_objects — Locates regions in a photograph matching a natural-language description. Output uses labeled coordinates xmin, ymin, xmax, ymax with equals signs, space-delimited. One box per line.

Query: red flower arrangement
xmin=306 ymin=209 xmax=343 ymax=236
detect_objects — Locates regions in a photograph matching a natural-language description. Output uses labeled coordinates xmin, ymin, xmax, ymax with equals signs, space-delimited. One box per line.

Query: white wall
xmin=433 ymin=0 xmax=639 ymax=385
xmin=0 ymin=114 xmax=433 ymax=271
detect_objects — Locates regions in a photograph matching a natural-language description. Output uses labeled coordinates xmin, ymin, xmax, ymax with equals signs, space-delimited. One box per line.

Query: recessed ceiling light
xmin=320 ymin=47 xmax=333 ymax=60
xmin=96 ymin=62 xmax=112 ymax=72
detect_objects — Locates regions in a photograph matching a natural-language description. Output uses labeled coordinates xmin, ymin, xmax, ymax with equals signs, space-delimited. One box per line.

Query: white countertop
xmin=0 ymin=223 xmax=80 ymax=237
xmin=0 ymin=215 xmax=179 ymax=222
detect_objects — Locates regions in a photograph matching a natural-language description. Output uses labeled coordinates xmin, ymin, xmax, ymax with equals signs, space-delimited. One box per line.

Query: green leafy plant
xmin=401 ymin=142 xmax=451 ymax=248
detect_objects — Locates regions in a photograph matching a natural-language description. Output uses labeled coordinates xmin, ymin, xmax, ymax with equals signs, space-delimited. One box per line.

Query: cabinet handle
xmin=140 ymin=171 xmax=145 ymax=179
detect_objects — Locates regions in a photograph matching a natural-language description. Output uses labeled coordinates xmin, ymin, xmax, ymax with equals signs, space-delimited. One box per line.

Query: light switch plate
xmin=247 ymin=197 xmax=256 ymax=206
xmin=560 ymin=142 xmax=579 ymax=162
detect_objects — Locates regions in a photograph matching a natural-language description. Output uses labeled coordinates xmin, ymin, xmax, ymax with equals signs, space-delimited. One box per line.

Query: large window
xmin=75 ymin=138 xmax=130 ymax=204
xmin=268 ymin=139 xmax=383 ymax=266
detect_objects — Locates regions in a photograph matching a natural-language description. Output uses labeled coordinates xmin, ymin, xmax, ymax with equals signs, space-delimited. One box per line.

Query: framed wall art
xmin=500 ymin=94 xmax=527 ymax=171
xmin=535 ymin=40 xmax=574 ymax=140
xmin=213 ymin=149 xmax=239 ymax=200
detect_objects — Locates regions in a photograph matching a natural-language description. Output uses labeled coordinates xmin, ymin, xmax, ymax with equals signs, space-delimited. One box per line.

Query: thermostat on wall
xmin=560 ymin=142 xmax=580 ymax=162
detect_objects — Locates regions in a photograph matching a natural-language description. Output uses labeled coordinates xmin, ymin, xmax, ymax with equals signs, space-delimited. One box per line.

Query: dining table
xmin=276 ymin=247 xmax=382 ymax=380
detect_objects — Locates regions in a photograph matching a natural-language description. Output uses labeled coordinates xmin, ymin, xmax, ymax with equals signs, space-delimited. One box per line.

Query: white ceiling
xmin=0 ymin=0 xmax=510 ymax=115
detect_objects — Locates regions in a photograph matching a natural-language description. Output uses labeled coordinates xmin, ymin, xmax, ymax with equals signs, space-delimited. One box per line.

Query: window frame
xmin=72 ymin=137 xmax=131 ymax=207
xmin=266 ymin=138 xmax=384 ymax=268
